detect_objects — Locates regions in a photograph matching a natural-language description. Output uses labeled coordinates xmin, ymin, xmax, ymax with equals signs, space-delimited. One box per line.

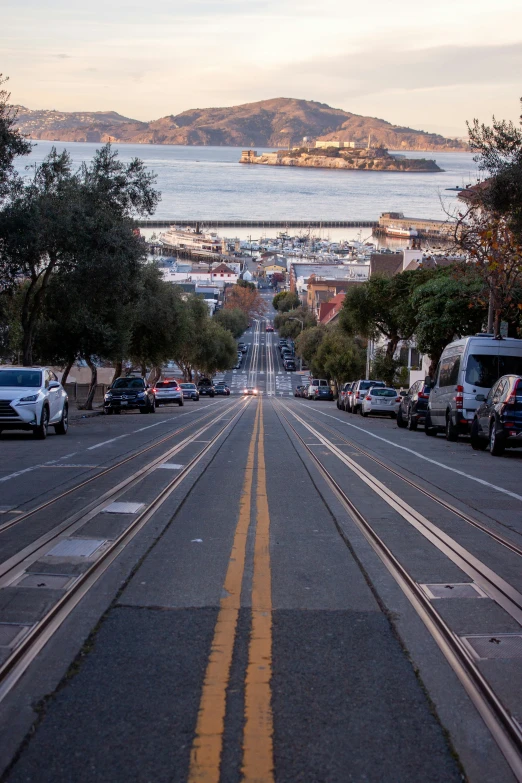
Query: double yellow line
xmin=189 ymin=398 xmax=274 ymax=783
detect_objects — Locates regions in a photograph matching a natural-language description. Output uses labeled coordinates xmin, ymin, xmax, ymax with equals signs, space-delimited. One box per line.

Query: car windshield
xmin=180 ymin=383 xmax=195 ymax=389
xmin=465 ymin=354 xmax=522 ymax=388
xmin=113 ymin=378 xmax=145 ymax=389
xmin=371 ymin=389 xmax=397 ymax=397
xmin=0 ymin=370 xmax=42 ymax=388
xmin=361 ymin=381 xmax=385 ymax=390
xmin=156 ymin=381 xmax=179 ymax=388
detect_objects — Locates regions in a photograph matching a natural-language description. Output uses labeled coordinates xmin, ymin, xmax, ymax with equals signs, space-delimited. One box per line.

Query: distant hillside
xmin=14 ymin=98 xmax=467 ymax=151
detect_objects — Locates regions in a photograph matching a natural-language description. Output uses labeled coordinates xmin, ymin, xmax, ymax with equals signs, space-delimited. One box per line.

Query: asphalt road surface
xmin=1 ymin=307 xmax=522 ymax=781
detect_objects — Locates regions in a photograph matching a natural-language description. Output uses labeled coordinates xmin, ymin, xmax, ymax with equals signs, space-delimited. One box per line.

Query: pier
xmin=137 ymin=219 xmax=378 ymax=229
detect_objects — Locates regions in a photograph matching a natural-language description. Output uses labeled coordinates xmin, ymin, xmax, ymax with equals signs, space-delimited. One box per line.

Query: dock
xmin=137 ymin=219 xmax=378 ymax=229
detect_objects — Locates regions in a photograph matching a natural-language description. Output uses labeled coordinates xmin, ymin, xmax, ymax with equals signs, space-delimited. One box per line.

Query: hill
xmin=14 ymin=98 xmax=466 ymax=151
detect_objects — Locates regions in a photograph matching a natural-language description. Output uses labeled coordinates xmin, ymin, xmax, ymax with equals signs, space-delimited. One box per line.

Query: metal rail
xmin=274 ymin=400 xmax=522 ymax=781
xmin=295 ymin=404 xmax=522 ymax=558
xmin=0 ymin=398 xmax=251 ymax=702
xmin=0 ymin=401 xmax=227 ymax=537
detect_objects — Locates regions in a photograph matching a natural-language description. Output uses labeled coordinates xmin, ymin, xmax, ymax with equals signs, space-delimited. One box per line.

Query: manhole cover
xmin=46 ymin=539 xmax=106 ymax=558
xmin=422 ymin=583 xmax=487 ymax=599
xmin=102 ymin=502 xmax=144 ymax=514
xmin=462 ymin=634 xmax=522 ymax=660
xmin=157 ymin=463 xmax=184 ymax=470
xmin=12 ymin=573 xmax=75 ymax=589
xmin=0 ymin=623 xmax=31 ymax=648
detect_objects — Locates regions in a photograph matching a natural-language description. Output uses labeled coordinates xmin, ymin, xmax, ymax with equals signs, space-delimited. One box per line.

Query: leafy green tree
xmin=213 ymin=307 xmax=249 ymax=338
xmin=0 ymin=75 xmax=32 ymax=200
xmin=295 ymin=326 xmax=326 ymax=368
xmin=411 ymin=268 xmax=487 ymax=375
xmin=236 ymin=279 xmax=256 ymax=291
xmin=272 ymin=291 xmax=300 ymax=312
xmin=173 ymin=295 xmax=236 ymax=380
xmin=340 ymin=272 xmax=421 ymax=358
xmin=0 ymin=144 xmax=159 ymax=365
xmin=314 ymin=328 xmax=366 ymax=388
xmin=274 ymin=307 xmax=316 ymax=338
xmin=370 ymin=349 xmax=404 ymax=387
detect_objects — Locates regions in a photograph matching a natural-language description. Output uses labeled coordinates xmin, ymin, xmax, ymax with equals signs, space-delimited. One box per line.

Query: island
xmin=240 ymin=145 xmax=442 ymax=172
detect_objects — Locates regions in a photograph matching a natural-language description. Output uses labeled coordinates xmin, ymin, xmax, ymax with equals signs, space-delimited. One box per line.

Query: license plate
xmin=120 ymin=401 xmax=128 ymax=406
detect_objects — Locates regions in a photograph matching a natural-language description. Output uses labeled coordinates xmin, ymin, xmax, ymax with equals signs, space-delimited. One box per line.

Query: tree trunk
xmin=493 ymin=309 xmax=502 ymax=339
xmin=112 ymin=361 xmax=123 ymax=385
xmin=60 ymin=360 xmax=74 ymax=387
xmin=386 ymin=336 xmax=399 ymax=359
xmin=147 ymin=366 xmax=162 ymax=386
xmin=81 ymin=357 xmax=98 ymax=410
xmin=140 ymin=363 xmax=147 ymax=378
xmin=487 ymin=290 xmax=494 ymax=333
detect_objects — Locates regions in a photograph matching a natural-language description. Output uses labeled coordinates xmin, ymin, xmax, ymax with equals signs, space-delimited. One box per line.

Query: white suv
xmin=0 ymin=367 xmax=68 ymax=439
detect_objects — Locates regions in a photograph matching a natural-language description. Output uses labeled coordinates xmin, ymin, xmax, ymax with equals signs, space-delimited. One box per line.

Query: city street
xmin=1 ymin=313 xmax=522 ymax=782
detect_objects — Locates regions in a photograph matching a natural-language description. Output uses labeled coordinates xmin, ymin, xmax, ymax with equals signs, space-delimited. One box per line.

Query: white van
xmin=426 ymin=335 xmax=522 ymax=440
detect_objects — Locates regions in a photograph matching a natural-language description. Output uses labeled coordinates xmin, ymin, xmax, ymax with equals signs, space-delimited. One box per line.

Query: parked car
xmin=361 ymin=387 xmax=401 ymax=418
xmin=238 ymin=343 xmax=248 ymax=354
xmin=105 ymin=376 xmax=156 ymax=414
xmin=337 ymin=382 xmax=354 ymax=411
xmin=397 ymin=379 xmax=431 ymax=430
xmin=197 ymin=379 xmax=215 ymax=397
xmin=284 ymin=359 xmax=296 ymax=371
xmin=349 ymin=380 xmax=386 ymax=414
xmin=295 ymin=385 xmax=307 ymax=397
xmin=0 ymin=366 xmax=69 ymax=439
xmin=214 ymin=383 xmax=230 ymax=396
xmin=307 ymin=379 xmax=334 ymax=401
xmin=470 ymin=375 xmax=522 ymax=455
xmin=179 ymin=382 xmax=199 ymax=401
xmin=425 ymin=335 xmax=522 ymax=440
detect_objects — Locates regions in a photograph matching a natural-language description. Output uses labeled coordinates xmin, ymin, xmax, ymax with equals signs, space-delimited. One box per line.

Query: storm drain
xmin=102 ymin=502 xmax=144 ymax=514
xmin=422 ymin=583 xmax=488 ymax=599
xmin=46 ymin=539 xmax=106 ymax=558
xmin=0 ymin=623 xmax=31 ymax=648
xmin=462 ymin=634 xmax=522 ymax=660
xmin=157 ymin=463 xmax=184 ymax=470
xmin=11 ymin=573 xmax=76 ymax=590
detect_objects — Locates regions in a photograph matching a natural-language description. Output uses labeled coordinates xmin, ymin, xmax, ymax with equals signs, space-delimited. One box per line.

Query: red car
xmin=265 ymin=325 xmax=274 ymax=332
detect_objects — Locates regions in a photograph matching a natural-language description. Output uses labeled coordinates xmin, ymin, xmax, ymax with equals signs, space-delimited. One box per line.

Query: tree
xmin=225 ymin=284 xmax=267 ymax=319
xmin=295 ymin=326 xmax=326 ymax=368
xmin=0 ymin=144 xmax=159 ymax=365
xmin=272 ymin=291 xmax=300 ymax=312
xmin=173 ymin=295 xmax=236 ymax=380
xmin=0 ymin=75 xmax=32 ymax=200
xmin=314 ymin=328 xmax=366 ymax=388
xmin=274 ymin=307 xmax=316 ymax=338
xmin=340 ymin=273 xmax=422 ymax=359
xmin=213 ymin=307 xmax=249 ymax=338
xmin=370 ymin=349 xmax=404 ymax=387
xmin=410 ymin=267 xmax=487 ymax=375
xmin=236 ymin=279 xmax=256 ymax=291
xmin=467 ymin=101 xmax=522 ymax=241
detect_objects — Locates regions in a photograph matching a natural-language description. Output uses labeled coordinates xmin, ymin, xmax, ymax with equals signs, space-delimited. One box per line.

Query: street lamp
xmin=288 ymin=317 xmax=304 ymax=371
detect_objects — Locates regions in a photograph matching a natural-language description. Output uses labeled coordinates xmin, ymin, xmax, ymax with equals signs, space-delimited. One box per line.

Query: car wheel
xmin=114 ymin=408 xmax=121 ymax=414
xmin=33 ymin=406 xmax=49 ymax=439
xmin=390 ymin=412 xmax=397 ymax=419
xmin=139 ymin=407 xmax=149 ymax=414
xmin=489 ymin=420 xmax=505 ymax=456
xmin=361 ymin=410 xmax=369 ymax=417
xmin=396 ymin=407 xmax=407 ymax=428
xmin=104 ymin=407 xmax=114 ymax=415
xmin=470 ymin=419 xmax=487 ymax=451
xmin=150 ymin=399 xmax=155 ymax=413
xmin=445 ymin=414 xmax=459 ymax=442
xmin=424 ymin=411 xmax=438 ymax=436
xmin=210 ymin=392 xmax=215 ymax=398
xmin=359 ymin=406 xmax=365 ymax=416
xmin=336 ymin=399 xmax=341 ymax=409
xmin=54 ymin=403 xmax=69 ymax=435
xmin=178 ymin=398 xmax=184 ymax=406
xmin=407 ymin=409 xmax=417 ymax=431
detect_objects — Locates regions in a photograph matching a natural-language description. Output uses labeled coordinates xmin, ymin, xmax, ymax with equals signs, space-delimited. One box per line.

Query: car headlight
xmin=19 ymin=393 xmax=39 ymax=403
xmin=137 ymin=392 xmax=146 ymax=398
xmin=104 ymin=393 xmax=112 ymax=400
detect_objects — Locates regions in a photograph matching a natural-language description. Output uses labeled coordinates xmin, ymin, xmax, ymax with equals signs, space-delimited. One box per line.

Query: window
xmin=371 ymin=389 xmax=397 ymax=397
xmin=0 ymin=370 xmax=42 ymax=388
xmin=113 ymin=378 xmax=145 ymax=389
xmin=439 ymin=355 xmax=460 ymax=387
xmin=466 ymin=354 xmax=522 ymax=388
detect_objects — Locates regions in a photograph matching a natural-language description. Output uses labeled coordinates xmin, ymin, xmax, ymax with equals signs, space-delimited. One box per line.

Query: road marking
xmin=0 ymin=467 xmax=36 ymax=484
xmin=303 ymin=405 xmax=522 ymax=503
xmin=189 ymin=401 xmax=261 ymax=783
xmin=87 ymin=434 xmax=129 ymax=450
xmin=243 ymin=400 xmax=274 ymax=782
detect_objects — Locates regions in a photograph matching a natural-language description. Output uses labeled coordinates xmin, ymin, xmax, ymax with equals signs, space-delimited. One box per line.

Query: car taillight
xmin=418 ymin=392 xmax=429 ymax=399
xmin=454 ymin=384 xmax=463 ymax=410
xmin=395 ymin=397 xmax=401 ymax=402
xmin=356 ymin=392 xmax=360 ymax=398
xmin=365 ymin=395 xmax=371 ymax=401
xmin=506 ymin=379 xmax=521 ymax=407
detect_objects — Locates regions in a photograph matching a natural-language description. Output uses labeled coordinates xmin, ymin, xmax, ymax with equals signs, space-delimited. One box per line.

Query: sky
xmin=3 ymin=0 xmax=522 ymax=137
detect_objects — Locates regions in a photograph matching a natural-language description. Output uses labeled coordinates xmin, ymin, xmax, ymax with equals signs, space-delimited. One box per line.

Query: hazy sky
xmin=3 ymin=0 xmax=522 ymax=136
